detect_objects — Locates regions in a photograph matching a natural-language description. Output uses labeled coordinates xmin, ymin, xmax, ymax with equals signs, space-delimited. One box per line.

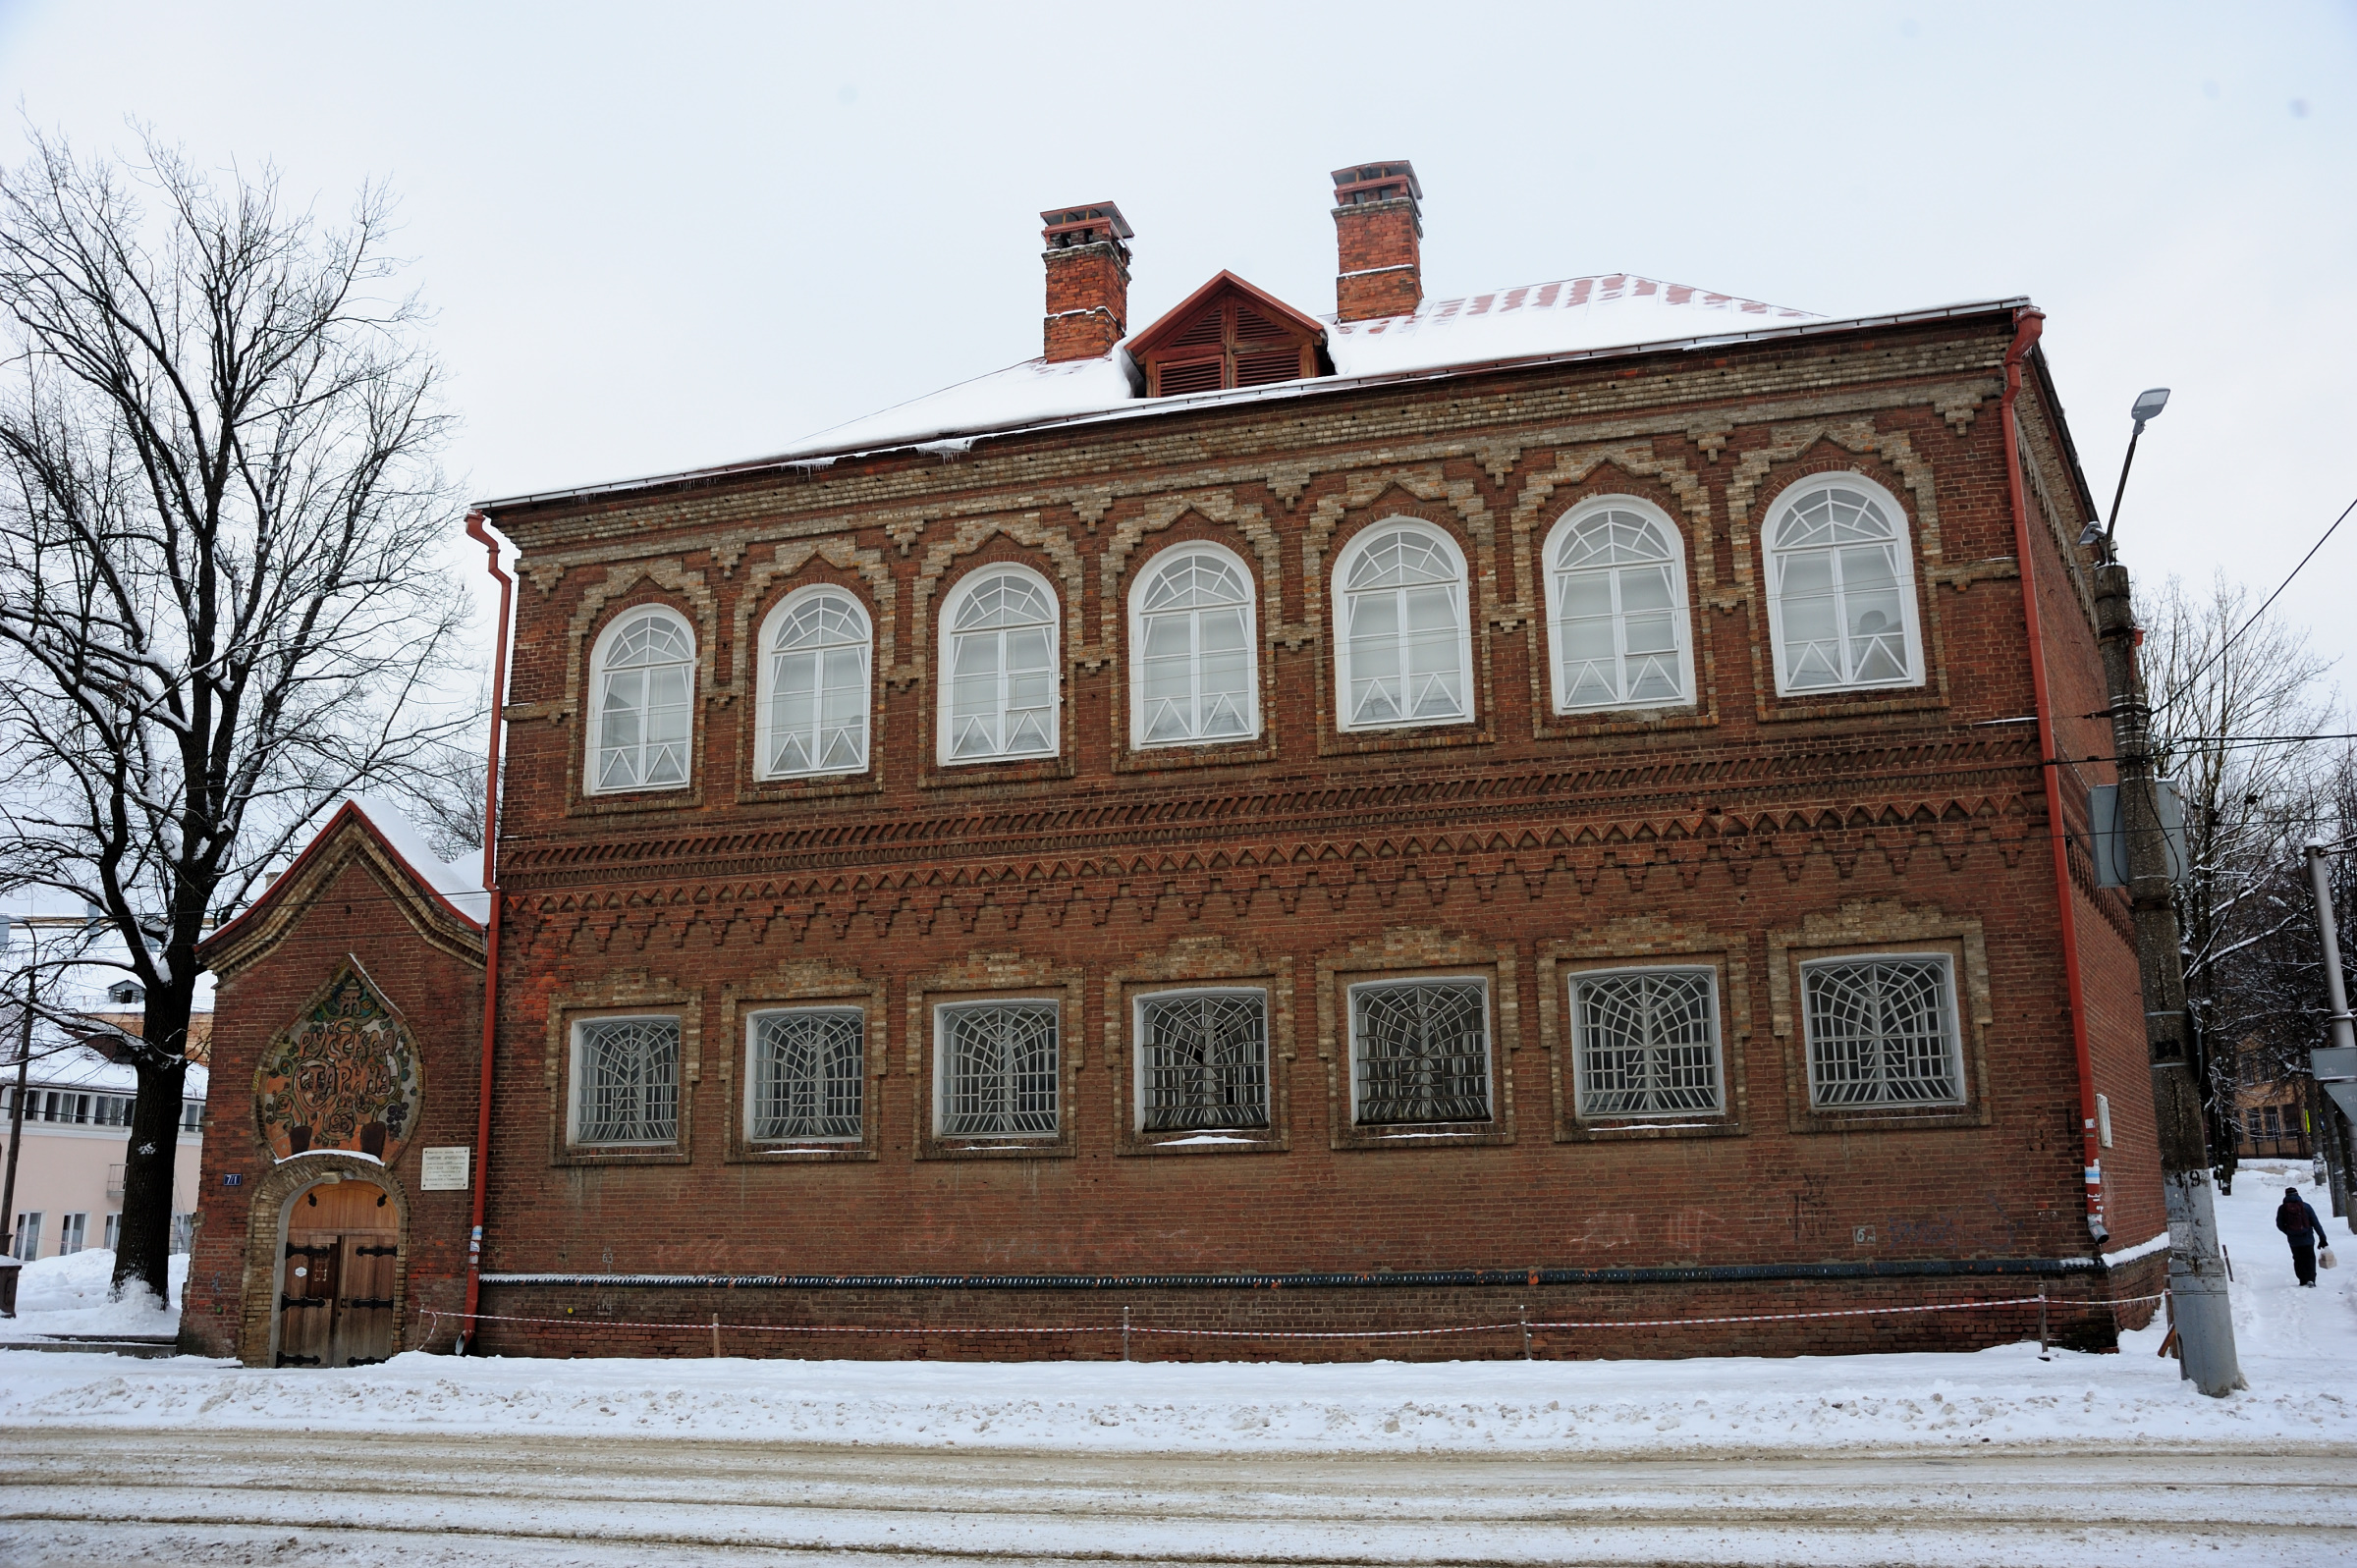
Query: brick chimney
xmin=1040 ymin=201 xmax=1133 ymax=361
xmin=1331 ymin=160 xmax=1423 ymax=322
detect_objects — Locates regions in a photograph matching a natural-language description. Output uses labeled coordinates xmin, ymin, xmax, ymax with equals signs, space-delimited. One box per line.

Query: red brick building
xmin=186 ymin=162 xmax=2167 ymax=1364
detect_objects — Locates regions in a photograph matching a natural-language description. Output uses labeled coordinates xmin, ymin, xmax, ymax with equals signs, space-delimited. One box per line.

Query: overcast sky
xmin=3 ymin=1 xmax=2351 ymax=702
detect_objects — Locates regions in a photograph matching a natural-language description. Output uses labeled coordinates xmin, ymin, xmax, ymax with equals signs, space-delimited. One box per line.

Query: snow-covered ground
xmin=3 ymin=1247 xmax=186 ymax=1338
xmin=2 ymin=1162 xmax=2348 ymax=1458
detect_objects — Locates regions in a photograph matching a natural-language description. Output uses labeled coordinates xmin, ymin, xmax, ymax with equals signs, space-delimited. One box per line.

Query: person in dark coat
xmin=2277 ymin=1186 xmax=2330 ymax=1286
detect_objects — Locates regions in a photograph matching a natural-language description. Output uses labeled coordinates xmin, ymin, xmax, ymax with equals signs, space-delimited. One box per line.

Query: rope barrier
xmin=423 ymin=1291 xmax=2167 ymax=1347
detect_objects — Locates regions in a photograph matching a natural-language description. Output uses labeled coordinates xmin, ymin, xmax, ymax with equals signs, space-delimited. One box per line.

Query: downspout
xmin=2000 ymin=311 xmax=2109 ymax=1244
xmin=461 ymin=511 xmax=514 ymax=1350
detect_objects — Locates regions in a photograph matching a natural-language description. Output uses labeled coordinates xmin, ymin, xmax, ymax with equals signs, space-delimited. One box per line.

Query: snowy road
xmin=2 ymin=1427 xmax=2351 ymax=1567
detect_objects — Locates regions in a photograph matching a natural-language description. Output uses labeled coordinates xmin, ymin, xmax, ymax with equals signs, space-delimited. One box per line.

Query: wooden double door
xmin=277 ymin=1178 xmax=399 ymax=1368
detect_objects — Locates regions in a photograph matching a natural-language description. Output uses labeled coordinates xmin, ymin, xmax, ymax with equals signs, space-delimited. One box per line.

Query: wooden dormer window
xmin=1127 ymin=271 xmax=1332 ymax=399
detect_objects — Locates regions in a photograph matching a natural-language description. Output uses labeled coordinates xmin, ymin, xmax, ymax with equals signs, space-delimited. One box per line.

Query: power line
xmin=2152 ymin=491 xmax=2357 ymax=717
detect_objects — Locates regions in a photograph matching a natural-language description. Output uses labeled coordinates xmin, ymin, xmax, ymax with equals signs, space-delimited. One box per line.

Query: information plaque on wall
xmin=419 ymin=1146 xmax=471 ymax=1191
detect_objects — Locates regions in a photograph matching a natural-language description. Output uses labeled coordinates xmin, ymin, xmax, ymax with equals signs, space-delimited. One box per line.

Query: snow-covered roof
xmin=345 ymin=795 xmax=490 ymax=926
xmin=482 ymin=275 xmax=2022 ymax=512
xmin=18 ymin=1038 xmax=208 ymax=1100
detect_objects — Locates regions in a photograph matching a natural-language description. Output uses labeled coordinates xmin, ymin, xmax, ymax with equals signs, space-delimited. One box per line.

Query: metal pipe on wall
xmin=461 ymin=512 xmax=514 ymax=1351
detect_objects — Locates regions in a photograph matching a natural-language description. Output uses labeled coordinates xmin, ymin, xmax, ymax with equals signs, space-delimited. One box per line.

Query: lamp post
xmin=2091 ymin=386 xmax=2244 ymax=1395
xmin=2099 ymin=387 xmax=2170 ymax=561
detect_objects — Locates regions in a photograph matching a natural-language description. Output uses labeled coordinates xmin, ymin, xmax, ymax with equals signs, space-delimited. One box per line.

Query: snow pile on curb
xmin=3 ymin=1249 xmax=183 ymax=1338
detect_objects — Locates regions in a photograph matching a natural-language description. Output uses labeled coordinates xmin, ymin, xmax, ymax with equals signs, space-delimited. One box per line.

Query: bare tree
xmin=0 ymin=130 xmax=471 ymax=1302
xmin=2142 ymin=573 xmax=2338 ymax=1180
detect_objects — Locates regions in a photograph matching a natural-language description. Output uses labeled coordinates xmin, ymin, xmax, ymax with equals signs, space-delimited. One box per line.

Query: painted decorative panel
xmin=253 ymin=967 xmax=423 ymax=1167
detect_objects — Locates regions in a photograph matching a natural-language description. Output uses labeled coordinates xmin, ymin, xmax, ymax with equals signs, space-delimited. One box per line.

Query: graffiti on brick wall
xmin=253 ymin=966 xmax=422 ymax=1166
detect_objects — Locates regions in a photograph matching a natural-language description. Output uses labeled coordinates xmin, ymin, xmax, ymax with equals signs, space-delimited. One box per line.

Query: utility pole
xmin=2 ymin=928 xmax=35 ymax=1261
xmin=2304 ymin=840 xmax=2356 ymax=1234
xmin=2093 ymin=563 xmax=2243 ymax=1395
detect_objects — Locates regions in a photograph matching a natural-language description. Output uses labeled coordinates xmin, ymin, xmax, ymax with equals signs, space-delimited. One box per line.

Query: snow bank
xmin=3 ymin=1167 xmax=2351 ymax=1454
xmin=4 ymin=1248 xmax=185 ymax=1337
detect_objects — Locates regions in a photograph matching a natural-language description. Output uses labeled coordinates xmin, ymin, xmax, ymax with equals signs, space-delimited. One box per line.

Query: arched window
xmin=1764 ymin=477 xmax=1924 ymax=694
xmin=1333 ymin=520 xmax=1472 ymax=730
xmin=939 ymin=566 xmax=1060 ymax=764
xmin=588 ymin=606 xmax=695 ymax=793
xmin=756 ymin=587 xmax=871 ymax=778
xmin=1544 ymin=500 xmax=1694 ymax=712
xmin=1129 ymin=543 xmax=1258 ymax=747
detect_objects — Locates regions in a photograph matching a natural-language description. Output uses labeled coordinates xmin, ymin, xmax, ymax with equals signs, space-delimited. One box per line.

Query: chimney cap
xmin=1331 ymin=160 xmax=1422 ymax=203
xmin=1040 ymin=201 xmax=1134 ymax=247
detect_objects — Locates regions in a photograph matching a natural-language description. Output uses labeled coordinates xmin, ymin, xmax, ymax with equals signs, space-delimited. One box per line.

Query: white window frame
xmin=1763 ymin=474 xmax=1925 ymax=697
xmin=1566 ymin=964 xmax=1725 ymax=1120
xmin=58 ymin=1212 xmax=87 ymax=1256
xmin=1798 ymin=951 xmax=1965 ymax=1109
xmin=1126 ymin=542 xmax=1261 ymax=748
xmin=1345 ymin=974 xmax=1493 ymax=1126
xmin=933 ymin=998 xmax=1062 ymax=1139
xmin=936 ymin=565 xmax=1062 ymax=766
xmin=1542 ymin=497 xmax=1696 ymax=714
xmin=585 ymin=605 xmax=698 ymax=794
xmin=567 ymin=1014 xmax=684 ymax=1147
xmin=12 ymin=1212 xmax=40 ymax=1260
xmin=1131 ymin=987 xmax=1272 ymax=1133
xmin=744 ymin=1005 xmax=866 ymax=1144
xmin=754 ymin=586 xmax=873 ymax=780
xmin=1331 ymin=519 xmax=1475 ymax=732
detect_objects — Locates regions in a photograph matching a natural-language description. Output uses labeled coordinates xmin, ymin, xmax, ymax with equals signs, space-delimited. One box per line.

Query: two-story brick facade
xmin=187 ymin=163 xmax=2165 ymax=1363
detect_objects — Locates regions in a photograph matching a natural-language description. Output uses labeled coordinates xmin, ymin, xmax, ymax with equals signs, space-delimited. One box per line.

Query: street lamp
xmin=2100 ymin=387 xmax=2170 ymax=556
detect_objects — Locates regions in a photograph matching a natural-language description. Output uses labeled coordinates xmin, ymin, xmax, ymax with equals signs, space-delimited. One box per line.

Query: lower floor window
xmin=170 ymin=1213 xmax=194 ymax=1254
xmin=572 ymin=1015 xmax=682 ymax=1144
xmin=939 ymin=1000 xmax=1059 ymax=1137
xmin=103 ymin=1213 xmax=122 ymax=1252
xmin=1350 ymin=978 xmax=1491 ymax=1124
xmin=12 ymin=1212 xmax=40 ymax=1260
xmin=58 ymin=1213 xmax=87 ymax=1256
xmin=1571 ymin=967 xmax=1722 ymax=1116
xmin=1801 ymin=954 xmax=1961 ymax=1107
xmin=1138 ymin=990 xmax=1269 ymax=1131
xmin=749 ymin=1007 xmax=864 ymax=1141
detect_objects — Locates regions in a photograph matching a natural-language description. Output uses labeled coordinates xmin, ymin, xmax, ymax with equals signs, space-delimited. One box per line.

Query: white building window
xmin=1348 ymin=978 xmax=1491 ymax=1124
xmin=1569 ymin=967 xmax=1723 ymax=1117
xmin=12 ymin=1212 xmax=40 ymax=1260
xmin=1135 ymin=989 xmax=1269 ymax=1132
xmin=1801 ymin=954 xmax=1962 ymax=1108
xmin=58 ymin=1213 xmax=87 ymax=1256
xmin=588 ymin=607 xmax=696 ymax=792
xmin=171 ymin=1213 xmax=194 ymax=1255
xmin=748 ymin=1007 xmax=864 ymax=1142
xmin=940 ymin=568 xmax=1059 ymax=764
xmin=1129 ymin=544 xmax=1258 ymax=747
xmin=1334 ymin=521 xmax=1472 ymax=730
xmin=757 ymin=588 xmax=871 ymax=779
xmin=570 ymin=1016 xmax=682 ymax=1145
xmin=1545 ymin=500 xmax=1693 ymax=712
xmin=936 ymin=1000 xmax=1059 ymax=1137
xmin=103 ymin=1213 xmax=121 ymax=1251
xmin=1765 ymin=477 xmax=1924 ymax=695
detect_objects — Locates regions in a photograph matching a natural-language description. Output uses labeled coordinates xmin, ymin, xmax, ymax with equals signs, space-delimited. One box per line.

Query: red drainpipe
xmin=462 ymin=511 xmax=514 ymax=1347
xmin=1999 ymin=311 xmax=2108 ymax=1244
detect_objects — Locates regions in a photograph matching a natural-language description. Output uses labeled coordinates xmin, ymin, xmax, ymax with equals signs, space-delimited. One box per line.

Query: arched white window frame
xmin=1126 ymin=541 xmax=1261 ymax=748
xmin=1763 ymin=474 xmax=1925 ymax=697
xmin=1541 ymin=497 xmax=1696 ymax=714
xmin=936 ymin=563 xmax=1062 ymax=765
xmin=1331 ymin=518 xmax=1475 ymax=732
xmin=586 ymin=604 xmax=697 ymax=794
xmin=754 ymin=585 xmax=872 ymax=780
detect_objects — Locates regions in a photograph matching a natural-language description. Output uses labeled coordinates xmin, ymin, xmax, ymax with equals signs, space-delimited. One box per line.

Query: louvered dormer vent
xmin=1126 ymin=271 xmax=1332 ymax=398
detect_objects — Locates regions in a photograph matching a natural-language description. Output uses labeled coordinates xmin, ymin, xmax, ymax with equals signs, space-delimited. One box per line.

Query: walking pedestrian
xmin=2276 ymin=1186 xmax=2329 ymax=1287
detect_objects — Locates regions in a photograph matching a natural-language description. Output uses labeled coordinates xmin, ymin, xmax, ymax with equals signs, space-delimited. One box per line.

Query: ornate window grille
xmin=1766 ymin=481 xmax=1922 ymax=694
xmin=749 ymin=1008 xmax=864 ymax=1141
xmin=761 ymin=589 xmax=870 ymax=778
xmin=1137 ymin=990 xmax=1270 ymax=1131
xmin=1336 ymin=523 xmax=1470 ymax=729
xmin=1570 ymin=968 xmax=1722 ymax=1117
xmin=1547 ymin=505 xmax=1691 ymax=711
xmin=1349 ymin=979 xmax=1490 ymax=1124
xmin=1131 ymin=547 xmax=1257 ymax=746
xmin=591 ymin=608 xmax=695 ymax=791
xmin=1801 ymin=956 xmax=1961 ymax=1107
xmin=943 ymin=569 xmax=1059 ymax=762
xmin=573 ymin=1016 xmax=681 ymax=1144
xmin=939 ymin=1000 xmax=1059 ymax=1136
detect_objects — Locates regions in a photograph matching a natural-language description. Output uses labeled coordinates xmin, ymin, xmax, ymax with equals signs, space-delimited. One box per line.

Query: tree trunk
xmin=114 ymin=982 xmax=192 ymax=1303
